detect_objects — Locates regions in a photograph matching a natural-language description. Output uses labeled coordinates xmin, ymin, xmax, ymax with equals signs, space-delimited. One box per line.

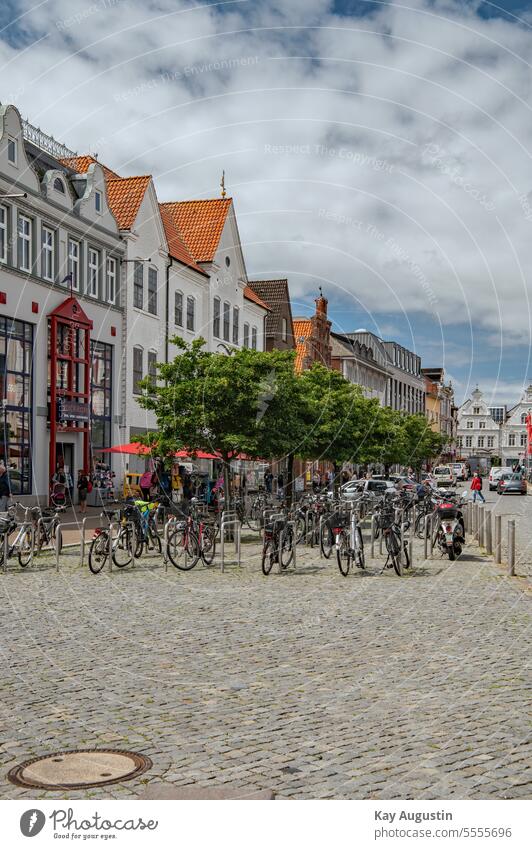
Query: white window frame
xmin=479 ymin=421 xmax=486 ymax=429
xmin=281 ymin=317 xmax=287 ymax=342
xmin=132 ymin=346 xmax=143 ymax=395
xmin=243 ymin=322 xmax=250 ymax=348
xmin=41 ymin=225 xmax=55 ymax=282
xmin=465 ymin=435 xmax=473 ymax=448
xmin=175 ymin=291 xmax=183 ymax=327
xmin=508 ymin=433 xmax=516 ymax=447
xmin=95 ymin=190 xmax=102 ymax=214
xmin=466 ymin=420 xmax=473 ymax=429
xmin=0 ymin=204 xmax=7 ymax=264
xmin=68 ymin=238 xmax=80 ymax=291
xmin=232 ymin=306 xmax=239 ymax=345
xmin=106 ymin=256 xmax=117 ymax=304
xmin=477 ymin=436 xmax=484 ymax=448
xmin=18 ymin=214 xmax=32 ymax=272
xmin=186 ymin=295 xmax=195 ymax=331
xmin=88 ymin=247 xmax=99 ymax=298
xmin=487 ymin=436 xmax=494 ymax=449
xmin=251 ymin=326 xmax=257 ymax=350
xmin=213 ymin=297 xmax=221 ymax=338
xmin=7 ymin=136 xmax=17 ymax=165
xmin=520 ymin=432 xmax=527 ymax=447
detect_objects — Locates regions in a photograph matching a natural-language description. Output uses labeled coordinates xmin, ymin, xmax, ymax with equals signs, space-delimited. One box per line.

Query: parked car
xmin=337 ymin=479 xmax=396 ymax=501
xmin=451 ymin=462 xmax=468 ymax=481
xmin=433 ymin=465 xmax=456 ymax=487
xmin=488 ymin=466 xmax=506 ymax=491
xmin=497 ymin=473 xmax=527 ymax=496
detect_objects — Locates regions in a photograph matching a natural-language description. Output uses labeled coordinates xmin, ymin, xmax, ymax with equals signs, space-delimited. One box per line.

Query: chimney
xmin=315 ymin=287 xmax=327 ymax=317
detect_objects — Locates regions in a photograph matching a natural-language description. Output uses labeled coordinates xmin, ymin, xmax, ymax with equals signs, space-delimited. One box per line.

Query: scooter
xmin=434 ymin=491 xmax=467 ymax=561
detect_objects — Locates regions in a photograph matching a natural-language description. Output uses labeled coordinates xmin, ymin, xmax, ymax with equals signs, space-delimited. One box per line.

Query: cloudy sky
xmin=2 ymin=0 xmax=532 ymax=405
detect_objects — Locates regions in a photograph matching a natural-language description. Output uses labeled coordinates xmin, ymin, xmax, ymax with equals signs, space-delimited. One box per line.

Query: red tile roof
xmin=293 ymin=319 xmax=312 ymax=372
xmin=243 ymin=285 xmax=270 ymax=311
xmin=160 ymin=198 xmax=232 ymax=262
xmin=159 ymin=205 xmax=208 ymax=276
xmin=60 ymin=155 xmax=121 ymax=181
xmin=105 ymin=176 xmax=151 ymax=230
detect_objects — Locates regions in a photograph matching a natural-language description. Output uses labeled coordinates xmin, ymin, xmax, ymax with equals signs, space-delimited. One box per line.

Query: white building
xmin=330 ymin=331 xmax=389 ymax=404
xmin=457 ymin=387 xmax=500 ymax=472
xmin=499 ymin=385 xmax=532 ymax=468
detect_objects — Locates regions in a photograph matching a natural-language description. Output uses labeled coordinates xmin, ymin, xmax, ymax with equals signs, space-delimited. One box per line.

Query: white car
xmin=488 ymin=466 xmax=506 ymax=491
xmin=433 ymin=465 xmax=456 ymax=487
xmin=337 ymin=479 xmax=396 ymax=501
xmin=451 ymin=462 xmax=468 ymax=481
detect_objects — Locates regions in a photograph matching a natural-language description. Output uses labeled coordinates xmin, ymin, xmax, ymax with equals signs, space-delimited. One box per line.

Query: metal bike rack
xmin=220 ymin=511 xmax=241 ymax=572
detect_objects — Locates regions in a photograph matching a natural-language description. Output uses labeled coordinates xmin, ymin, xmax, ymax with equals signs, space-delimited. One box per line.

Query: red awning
xmin=101 ymin=443 xmax=219 ymax=460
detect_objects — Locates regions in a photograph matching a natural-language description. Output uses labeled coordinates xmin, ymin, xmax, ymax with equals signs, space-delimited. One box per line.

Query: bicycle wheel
xmin=415 ymin=512 xmax=428 ymax=539
xmin=17 ymin=528 xmax=33 ymax=568
xmin=354 ymin=526 xmax=365 ymax=570
xmin=201 ymin=524 xmax=217 ymax=565
xmin=113 ymin=526 xmax=133 ymax=567
xmin=293 ymin=514 xmax=306 ymax=544
xmin=320 ymin=521 xmax=334 ymax=559
xmin=336 ymin=530 xmax=351 ymax=577
xmin=146 ymin=525 xmax=162 ymax=555
xmin=385 ymin=531 xmax=402 ymax=576
xmin=89 ymin=532 xmax=110 ymax=574
xmin=279 ymin=526 xmax=294 ymax=568
xmin=167 ymin=528 xmax=199 ymax=570
xmin=403 ymin=541 xmax=411 ymax=569
xmin=261 ymin=539 xmax=275 ymax=575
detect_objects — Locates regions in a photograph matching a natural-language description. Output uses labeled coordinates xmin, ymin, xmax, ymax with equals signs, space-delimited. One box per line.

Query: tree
xmin=137 ymin=338 xmax=305 ymax=504
xmin=399 ymin=414 xmax=446 ymax=472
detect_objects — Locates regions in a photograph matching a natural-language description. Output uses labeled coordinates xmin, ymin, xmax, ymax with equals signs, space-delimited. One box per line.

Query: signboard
xmin=57 ymin=399 xmax=90 ymax=422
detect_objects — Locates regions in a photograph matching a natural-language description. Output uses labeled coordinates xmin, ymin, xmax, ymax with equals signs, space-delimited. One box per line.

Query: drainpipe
xmin=165 ymin=258 xmax=170 ymax=365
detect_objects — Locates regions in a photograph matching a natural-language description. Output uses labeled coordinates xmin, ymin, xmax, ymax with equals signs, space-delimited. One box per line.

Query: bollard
xmin=478 ymin=506 xmax=485 ymax=548
xmin=107 ymin=522 xmax=115 ymax=573
xmin=80 ymin=517 xmax=87 ymax=568
xmin=508 ymin=520 xmax=516 ymax=576
xmin=430 ymin=513 xmax=436 ymax=558
xmin=130 ymin=522 xmax=136 ymax=570
xmin=55 ymin=524 xmax=62 ymax=572
xmin=408 ymin=511 xmax=414 ymax=567
xmin=423 ymin=513 xmax=429 ymax=561
xmin=319 ymin=514 xmax=327 ymax=559
xmin=3 ymin=529 xmax=9 ymax=573
xmin=163 ymin=519 xmax=170 ymax=572
xmin=495 ymin=514 xmax=502 ymax=564
xmin=370 ymin=513 xmax=376 ymax=558
xmin=291 ymin=520 xmax=297 ymax=572
xmin=379 ymin=526 xmax=383 ymax=556
xmin=399 ymin=509 xmax=405 ymax=567
xmin=485 ymin=510 xmax=492 ymax=555
xmin=237 ymin=520 xmax=241 ymax=567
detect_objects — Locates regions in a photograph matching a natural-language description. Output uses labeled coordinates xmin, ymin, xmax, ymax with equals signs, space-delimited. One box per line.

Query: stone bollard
xmin=370 ymin=513 xmax=376 ymax=558
xmin=485 ymin=510 xmax=492 ymax=555
xmin=508 ymin=520 xmax=516 ymax=576
xmin=495 ymin=514 xmax=502 ymax=564
xmin=478 ymin=506 xmax=485 ymax=548
xmin=423 ymin=513 xmax=429 ymax=560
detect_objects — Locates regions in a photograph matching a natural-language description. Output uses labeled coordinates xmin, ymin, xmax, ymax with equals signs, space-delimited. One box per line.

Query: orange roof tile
xmin=293 ymin=319 xmax=312 ymax=372
xmin=160 ymin=198 xmax=232 ymax=262
xmin=105 ymin=176 xmax=151 ymax=230
xmin=243 ymin=285 xmax=270 ymax=311
xmin=60 ymin=155 xmax=121 ymax=181
xmin=159 ymin=205 xmax=208 ymax=277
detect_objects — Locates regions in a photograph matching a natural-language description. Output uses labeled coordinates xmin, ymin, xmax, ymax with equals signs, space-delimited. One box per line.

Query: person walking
xmin=139 ymin=469 xmax=152 ymax=501
xmin=471 ymin=472 xmax=485 ymax=503
xmin=0 ymin=464 xmax=11 ymax=512
xmin=77 ymin=469 xmax=90 ymax=515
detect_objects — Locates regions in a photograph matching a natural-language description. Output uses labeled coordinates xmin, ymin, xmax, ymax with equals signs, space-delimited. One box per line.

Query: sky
xmin=2 ymin=0 xmax=532 ymax=407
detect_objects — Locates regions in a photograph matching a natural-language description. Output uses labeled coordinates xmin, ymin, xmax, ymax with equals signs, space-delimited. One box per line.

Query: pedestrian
xmin=470 ymin=472 xmax=485 ymax=503
xmin=277 ymin=473 xmax=284 ymax=500
xmin=264 ymin=468 xmax=273 ymax=494
xmin=139 ymin=469 xmax=152 ymax=501
xmin=312 ymin=470 xmax=320 ymax=493
xmin=0 ymin=463 xmax=11 ymax=512
xmin=77 ymin=469 xmax=90 ymax=514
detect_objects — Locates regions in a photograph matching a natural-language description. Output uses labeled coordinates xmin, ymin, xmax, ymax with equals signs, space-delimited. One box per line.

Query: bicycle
xmin=0 ymin=503 xmax=34 ymax=568
xmin=166 ymin=514 xmax=201 ymax=570
xmin=261 ymin=516 xmax=294 ymax=575
xmin=374 ymin=499 xmax=410 ymax=577
xmin=31 ymin=506 xmax=65 ymax=552
xmin=333 ymin=510 xmax=365 ymax=577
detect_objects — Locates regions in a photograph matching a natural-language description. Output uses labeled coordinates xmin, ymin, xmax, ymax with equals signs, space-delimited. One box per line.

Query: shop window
xmin=0 ymin=317 xmax=33 ymax=494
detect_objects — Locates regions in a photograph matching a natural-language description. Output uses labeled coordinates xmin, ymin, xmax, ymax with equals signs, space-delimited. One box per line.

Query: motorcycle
xmin=434 ymin=491 xmax=466 ymax=561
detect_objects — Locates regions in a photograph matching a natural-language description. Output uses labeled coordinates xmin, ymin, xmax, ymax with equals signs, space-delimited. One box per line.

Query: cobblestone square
xmin=0 ymin=539 xmax=530 ymax=800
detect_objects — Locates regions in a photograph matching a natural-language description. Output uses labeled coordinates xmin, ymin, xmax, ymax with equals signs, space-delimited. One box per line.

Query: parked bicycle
xmin=0 ymin=502 xmax=33 ymax=568
xmin=261 ymin=516 xmax=294 ymax=575
xmin=332 ymin=510 xmax=365 ymax=576
xmin=374 ymin=497 xmax=410 ymax=576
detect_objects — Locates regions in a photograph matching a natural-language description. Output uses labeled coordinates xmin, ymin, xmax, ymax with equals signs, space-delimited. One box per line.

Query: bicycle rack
xmin=220 ymin=511 xmax=241 ymax=572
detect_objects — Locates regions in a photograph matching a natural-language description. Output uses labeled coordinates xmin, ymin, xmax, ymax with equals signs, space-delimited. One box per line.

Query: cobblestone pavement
xmin=482 ymin=488 xmax=532 ymax=580
xmin=0 ymin=534 xmax=530 ymax=801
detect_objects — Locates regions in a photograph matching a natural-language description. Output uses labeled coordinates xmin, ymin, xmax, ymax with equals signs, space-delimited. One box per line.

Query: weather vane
xmin=220 ymin=170 xmax=226 ymax=199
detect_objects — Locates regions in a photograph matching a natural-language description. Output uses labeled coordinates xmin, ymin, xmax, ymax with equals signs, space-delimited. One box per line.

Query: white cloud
xmin=2 ymin=0 xmax=532 ymax=381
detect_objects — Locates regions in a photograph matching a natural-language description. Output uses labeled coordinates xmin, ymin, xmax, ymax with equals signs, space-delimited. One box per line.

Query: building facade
xmin=293 ymin=291 xmax=332 ymax=372
xmin=457 ymin=387 xmax=500 ymax=471
xmin=422 ymin=367 xmax=456 ymax=456
xmin=0 ymin=105 xmax=125 ymax=500
xmin=330 ymin=332 xmax=389 ymax=404
xmin=247 ymin=278 xmax=295 ymax=352
xmin=499 ymin=385 xmax=532 ymax=468
xmin=381 ymin=340 xmax=425 ymax=414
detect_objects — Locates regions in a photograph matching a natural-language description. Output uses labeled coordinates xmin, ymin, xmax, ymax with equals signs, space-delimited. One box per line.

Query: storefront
xmin=0 ymin=316 xmax=33 ymax=494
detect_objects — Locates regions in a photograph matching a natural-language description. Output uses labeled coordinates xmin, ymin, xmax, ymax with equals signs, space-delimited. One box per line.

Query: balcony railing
xmin=22 ymin=118 xmax=77 ymax=160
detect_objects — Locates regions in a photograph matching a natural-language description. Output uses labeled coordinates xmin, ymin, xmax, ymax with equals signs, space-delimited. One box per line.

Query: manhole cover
xmin=8 ymin=749 xmax=152 ymax=790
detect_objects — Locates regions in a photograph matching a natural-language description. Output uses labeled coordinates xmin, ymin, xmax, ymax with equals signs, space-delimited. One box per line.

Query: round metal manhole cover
xmin=8 ymin=749 xmax=152 ymax=790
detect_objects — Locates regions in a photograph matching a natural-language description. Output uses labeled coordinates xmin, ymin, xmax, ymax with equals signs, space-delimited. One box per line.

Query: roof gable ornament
xmin=220 ymin=170 xmax=226 ymax=199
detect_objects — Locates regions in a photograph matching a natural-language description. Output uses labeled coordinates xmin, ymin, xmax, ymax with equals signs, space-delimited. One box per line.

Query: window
xmin=91 ymin=340 xmax=113 ymax=455
xmin=132 ymin=347 xmax=143 ymax=394
xmin=0 ymin=205 xmax=7 ymax=264
xmin=213 ymin=297 xmax=221 ymax=338
xmin=53 ymin=177 xmax=65 ymax=193
xmin=225 ymin=255 xmax=231 ymax=267
xmin=520 ymin=432 xmax=527 ymax=447
xmin=0 ymin=318 xmax=33 ymax=494
xmin=95 ymin=190 xmax=102 ymax=213
xmin=148 ymin=350 xmax=157 ymax=382
xmin=282 ymin=317 xmax=287 ymax=342
xmin=508 ymin=433 xmax=516 ymax=447
xmin=17 ymin=214 xmax=32 ymax=272
xmin=175 ymin=292 xmax=183 ymax=327
xmin=186 ymin=296 xmax=195 ymax=331
xmin=133 ymin=262 xmax=143 ymax=309
xmin=477 ymin=436 xmax=484 ymax=448
xmin=251 ymin=326 xmax=257 ymax=350
xmin=147 ymin=267 xmax=157 ymax=314
xmin=106 ymin=257 xmax=117 ymax=303
xmin=232 ymin=306 xmax=239 ymax=344
xmin=465 ymin=435 xmax=473 ymax=448
xmin=68 ymin=238 xmax=80 ymax=290
xmin=466 ymin=420 xmax=473 ymax=429
xmin=243 ymin=323 xmax=250 ymax=348
xmin=457 ymin=436 xmax=463 ymax=448
xmin=473 ymin=406 xmax=480 ymax=414
xmin=223 ymin=301 xmax=230 ymax=341
xmin=7 ymin=137 xmax=17 ymax=165
xmin=41 ymin=227 xmax=55 ymax=281
xmin=88 ymin=248 xmax=99 ymax=297
xmin=479 ymin=421 xmax=486 ymax=429
xmin=521 ymin=413 xmax=528 ymax=424
xmin=487 ymin=436 xmax=494 ymax=448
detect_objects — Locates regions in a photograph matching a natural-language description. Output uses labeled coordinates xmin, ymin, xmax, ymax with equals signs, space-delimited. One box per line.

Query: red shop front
xmin=48 ymin=297 xmax=93 ymax=496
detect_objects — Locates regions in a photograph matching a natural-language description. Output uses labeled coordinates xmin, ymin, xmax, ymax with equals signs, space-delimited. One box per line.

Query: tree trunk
xmin=286 ymin=452 xmax=295 ymax=508
xmin=333 ymin=461 xmax=340 ymax=497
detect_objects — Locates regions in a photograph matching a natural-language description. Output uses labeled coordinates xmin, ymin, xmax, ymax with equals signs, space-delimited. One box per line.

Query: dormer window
xmin=53 ymin=177 xmax=65 ymax=193
xmin=95 ymin=190 xmax=102 ymax=213
xmin=7 ymin=137 xmax=17 ymax=165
